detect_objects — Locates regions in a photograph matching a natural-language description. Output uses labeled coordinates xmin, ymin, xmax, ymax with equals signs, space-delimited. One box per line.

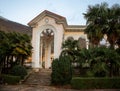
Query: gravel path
xmin=0 ymin=85 xmax=120 ymax=91
xmin=0 ymin=85 xmax=79 ymax=91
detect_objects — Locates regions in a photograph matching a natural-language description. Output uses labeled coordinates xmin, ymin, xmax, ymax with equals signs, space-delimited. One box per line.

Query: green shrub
xmin=71 ymin=77 xmax=120 ymax=89
xmin=51 ymin=58 xmax=60 ymax=84
xmin=78 ymin=47 xmax=120 ymax=77
xmin=10 ymin=65 xmax=27 ymax=79
xmin=51 ymin=55 xmax=72 ymax=85
xmin=2 ymin=74 xmax=20 ymax=84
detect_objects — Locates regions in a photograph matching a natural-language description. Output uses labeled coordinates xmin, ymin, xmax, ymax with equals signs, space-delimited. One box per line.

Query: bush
xmin=78 ymin=47 xmax=120 ymax=77
xmin=51 ymin=55 xmax=72 ymax=85
xmin=10 ymin=65 xmax=27 ymax=79
xmin=71 ymin=77 xmax=120 ymax=89
xmin=2 ymin=74 xmax=20 ymax=84
xmin=51 ymin=59 xmax=60 ymax=84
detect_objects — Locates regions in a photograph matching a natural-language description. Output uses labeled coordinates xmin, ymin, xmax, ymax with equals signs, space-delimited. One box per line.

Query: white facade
xmin=28 ymin=10 xmax=88 ymax=70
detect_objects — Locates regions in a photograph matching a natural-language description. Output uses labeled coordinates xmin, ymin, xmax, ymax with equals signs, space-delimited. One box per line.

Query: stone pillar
xmin=86 ymin=40 xmax=89 ymax=49
xmin=85 ymin=35 xmax=89 ymax=49
xmin=45 ymin=41 xmax=48 ymax=68
xmin=44 ymin=40 xmax=52 ymax=69
xmin=32 ymin=30 xmax=42 ymax=71
xmin=40 ymin=39 xmax=43 ymax=68
xmin=54 ymin=33 xmax=59 ymax=59
xmin=47 ymin=43 xmax=51 ymax=68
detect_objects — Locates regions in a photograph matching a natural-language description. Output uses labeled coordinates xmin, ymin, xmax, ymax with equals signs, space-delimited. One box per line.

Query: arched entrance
xmin=40 ymin=28 xmax=54 ymax=68
xmin=37 ymin=24 xmax=59 ymax=69
xmin=31 ymin=22 xmax=61 ymax=70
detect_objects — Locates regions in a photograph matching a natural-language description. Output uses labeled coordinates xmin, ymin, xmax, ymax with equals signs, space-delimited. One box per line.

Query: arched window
xmin=78 ymin=37 xmax=86 ymax=49
xmin=41 ymin=28 xmax=54 ymax=37
xmin=66 ymin=36 xmax=74 ymax=41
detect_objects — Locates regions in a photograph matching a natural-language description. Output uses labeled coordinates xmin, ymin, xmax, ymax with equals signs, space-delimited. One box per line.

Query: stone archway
xmin=32 ymin=24 xmax=60 ymax=70
xmin=40 ymin=28 xmax=54 ymax=68
xmin=78 ymin=37 xmax=86 ymax=49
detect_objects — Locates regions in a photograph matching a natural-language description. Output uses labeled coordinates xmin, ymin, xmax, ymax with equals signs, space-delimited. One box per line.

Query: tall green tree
xmin=106 ymin=4 xmax=120 ymax=48
xmin=61 ymin=38 xmax=79 ymax=62
xmin=84 ymin=2 xmax=108 ymax=47
xmin=9 ymin=32 xmax=32 ymax=65
xmin=84 ymin=2 xmax=120 ymax=48
xmin=0 ymin=31 xmax=32 ymax=74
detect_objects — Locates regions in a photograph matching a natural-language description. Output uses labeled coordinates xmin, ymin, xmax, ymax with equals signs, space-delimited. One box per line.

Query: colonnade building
xmin=28 ymin=10 xmax=89 ymax=69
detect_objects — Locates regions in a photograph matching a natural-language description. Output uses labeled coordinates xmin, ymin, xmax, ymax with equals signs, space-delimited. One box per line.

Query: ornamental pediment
xmin=28 ymin=10 xmax=67 ymax=27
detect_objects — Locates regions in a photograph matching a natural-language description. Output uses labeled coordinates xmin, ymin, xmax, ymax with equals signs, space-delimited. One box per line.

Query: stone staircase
xmin=24 ymin=69 xmax=52 ymax=86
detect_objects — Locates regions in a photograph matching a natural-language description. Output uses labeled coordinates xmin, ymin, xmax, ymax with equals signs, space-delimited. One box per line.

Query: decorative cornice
xmin=66 ymin=25 xmax=86 ymax=30
xmin=30 ymin=22 xmax=38 ymax=28
xmin=28 ymin=10 xmax=67 ymax=26
xmin=28 ymin=10 xmax=86 ymax=31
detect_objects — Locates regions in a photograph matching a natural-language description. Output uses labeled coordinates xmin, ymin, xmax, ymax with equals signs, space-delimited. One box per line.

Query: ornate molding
xmin=30 ymin=23 xmax=38 ymax=28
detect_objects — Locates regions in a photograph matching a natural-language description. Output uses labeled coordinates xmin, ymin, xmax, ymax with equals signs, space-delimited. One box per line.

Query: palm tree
xmin=61 ymin=38 xmax=79 ymax=61
xmin=83 ymin=2 xmax=108 ymax=47
xmin=79 ymin=47 xmax=120 ymax=77
xmin=84 ymin=2 xmax=120 ymax=48
xmin=0 ymin=31 xmax=32 ymax=74
xmin=84 ymin=23 xmax=104 ymax=47
xmin=9 ymin=32 xmax=32 ymax=66
xmin=0 ymin=31 xmax=13 ymax=74
xmin=105 ymin=4 xmax=120 ymax=48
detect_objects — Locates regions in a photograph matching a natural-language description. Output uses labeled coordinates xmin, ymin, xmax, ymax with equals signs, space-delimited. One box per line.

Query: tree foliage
xmin=0 ymin=31 xmax=32 ymax=74
xmin=78 ymin=47 xmax=120 ymax=77
xmin=10 ymin=65 xmax=27 ymax=79
xmin=51 ymin=55 xmax=72 ymax=85
xmin=84 ymin=2 xmax=120 ymax=48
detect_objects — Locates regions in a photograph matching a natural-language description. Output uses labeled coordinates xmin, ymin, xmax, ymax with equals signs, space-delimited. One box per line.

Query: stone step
xmin=39 ymin=69 xmax=52 ymax=72
xmin=24 ymin=69 xmax=52 ymax=86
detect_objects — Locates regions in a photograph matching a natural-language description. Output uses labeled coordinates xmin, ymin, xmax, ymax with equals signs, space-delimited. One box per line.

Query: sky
xmin=0 ymin=0 xmax=120 ymax=26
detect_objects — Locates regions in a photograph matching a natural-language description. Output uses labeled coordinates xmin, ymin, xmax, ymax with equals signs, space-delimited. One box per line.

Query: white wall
xmin=32 ymin=16 xmax=64 ymax=69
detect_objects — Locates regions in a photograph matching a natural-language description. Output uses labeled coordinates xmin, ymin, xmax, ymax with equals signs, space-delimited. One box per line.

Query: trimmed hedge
xmin=2 ymin=74 xmax=21 ymax=84
xmin=51 ymin=55 xmax=72 ymax=85
xmin=10 ymin=65 xmax=27 ymax=79
xmin=71 ymin=77 xmax=120 ymax=89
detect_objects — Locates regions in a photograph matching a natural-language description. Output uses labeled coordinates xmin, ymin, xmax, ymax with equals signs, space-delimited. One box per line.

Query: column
xmin=32 ymin=30 xmax=42 ymax=71
xmin=47 ymin=43 xmax=51 ymax=68
xmin=40 ymin=39 xmax=43 ymax=68
xmin=45 ymin=41 xmax=48 ymax=68
xmin=54 ymin=33 xmax=59 ymax=59
xmin=44 ymin=40 xmax=52 ymax=68
xmin=85 ymin=34 xmax=89 ymax=49
xmin=86 ymin=40 xmax=89 ymax=49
